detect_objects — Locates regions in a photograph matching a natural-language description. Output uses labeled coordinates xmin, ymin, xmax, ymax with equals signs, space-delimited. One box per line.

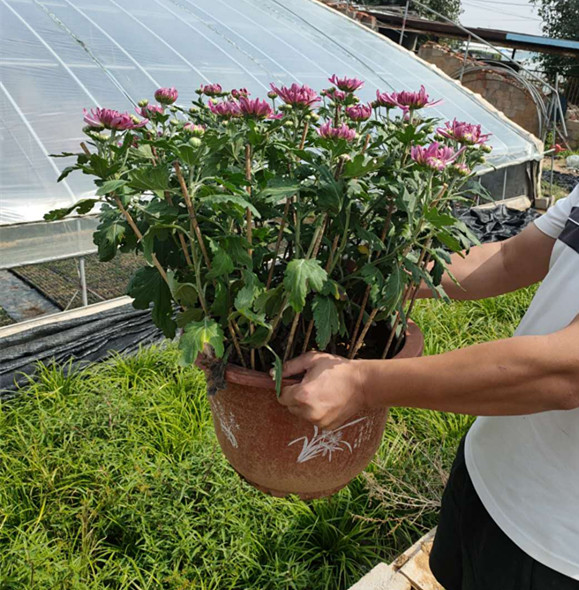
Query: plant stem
xmin=380 ymin=238 xmax=432 ymax=359
xmin=112 ymin=195 xmax=169 ymax=285
xmin=244 ymin=144 xmax=256 ymax=369
xmin=173 ymin=161 xmax=211 ymax=270
xmin=266 ymin=199 xmax=290 ymax=290
xmin=245 ymin=144 xmax=253 ymax=257
xmin=301 ymin=233 xmax=340 ymax=353
xmin=348 ymin=203 xmax=395 ymax=356
xmin=362 ymin=133 xmax=371 ymax=153
xmin=228 ymin=321 xmax=246 ymax=368
xmin=165 ymin=191 xmax=193 ymax=267
xmin=284 ymin=214 xmax=329 ymax=361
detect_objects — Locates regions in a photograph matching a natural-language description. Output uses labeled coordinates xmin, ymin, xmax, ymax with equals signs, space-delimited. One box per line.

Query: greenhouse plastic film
xmin=0 ymin=0 xmax=542 ymax=268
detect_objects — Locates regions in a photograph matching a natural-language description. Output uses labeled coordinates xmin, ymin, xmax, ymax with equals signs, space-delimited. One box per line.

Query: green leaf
xmin=89 ymin=154 xmax=115 ymax=178
xmin=424 ymin=206 xmax=456 ymax=229
xmin=267 ymin=346 xmax=283 ymax=398
xmin=360 ymin=264 xmax=384 ymax=305
xmin=167 ymin=270 xmax=198 ymax=308
xmin=179 ymin=318 xmax=225 ymax=366
xmin=254 ymin=285 xmax=284 ymax=316
xmin=222 ymin=236 xmax=252 ymax=268
xmin=57 ymin=165 xmax=78 ymax=182
xmin=207 ymin=249 xmax=234 ymax=279
xmin=44 ymin=198 xmax=100 ymax=221
xmin=258 ymin=179 xmax=299 ymax=203
xmin=177 ymin=144 xmax=200 ymax=166
xmin=342 ymin=154 xmax=382 ymax=178
xmin=283 ymin=259 xmax=328 ymax=312
xmin=96 ymin=179 xmax=127 ymax=196
xmin=437 ymin=230 xmax=462 ymax=252
xmin=381 ymin=266 xmax=404 ymax=312
xmin=93 ymin=212 xmax=126 ymax=261
xmin=211 ymin=282 xmax=230 ymax=317
xmin=312 ymin=295 xmax=340 ymax=350
xmin=201 ymin=194 xmax=260 ymax=219
xmin=129 ymin=166 xmax=169 ymax=192
xmin=242 ymin=325 xmax=272 ymax=348
xmin=176 ymin=307 xmax=204 ymax=328
xmin=234 ymin=270 xmax=263 ymax=311
xmin=127 ymin=267 xmax=176 ymax=338
xmin=321 ymin=279 xmax=347 ymax=301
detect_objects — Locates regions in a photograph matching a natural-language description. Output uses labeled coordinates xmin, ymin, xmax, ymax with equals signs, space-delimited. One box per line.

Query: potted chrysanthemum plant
xmin=48 ymin=77 xmax=490 ymax=498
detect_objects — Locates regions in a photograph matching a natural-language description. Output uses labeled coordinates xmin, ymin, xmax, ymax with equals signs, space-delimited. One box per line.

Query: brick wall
xmin=418 ymin=42 xmax=541 ymax=137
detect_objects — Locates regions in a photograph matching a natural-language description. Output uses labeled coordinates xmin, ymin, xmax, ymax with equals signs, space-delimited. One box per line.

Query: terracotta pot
xmin=207 ymin=323 xmax=424 ymax=500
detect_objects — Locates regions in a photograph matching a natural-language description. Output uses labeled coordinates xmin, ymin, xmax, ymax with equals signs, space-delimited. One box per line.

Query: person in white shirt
xmin=278 ymin=184 xmax=579 ymax=588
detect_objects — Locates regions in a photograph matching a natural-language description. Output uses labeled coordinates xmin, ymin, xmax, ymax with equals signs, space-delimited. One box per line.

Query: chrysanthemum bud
xmin=154 ymin=87 xmax=178 ymax=105
xmin=138 ymin=99 xmax=149 ymax=107
xmin=189 ymin=137 xmax=202 ymax=147
xmin=184 ymin=123 xmax=205 ymax=137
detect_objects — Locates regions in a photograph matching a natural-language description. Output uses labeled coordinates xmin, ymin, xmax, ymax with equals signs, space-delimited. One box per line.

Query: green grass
xmin=0 ymin=287 xmax=537 ymax=589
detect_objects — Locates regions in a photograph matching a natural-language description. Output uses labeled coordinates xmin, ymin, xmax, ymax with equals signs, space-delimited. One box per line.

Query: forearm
xmin=417 ymin=224 xmax=554 ymax=301
xmin=417 ymin=242 xmax=505 ymax=300
xmin=359 ymin=322 xmax=579 ymax=416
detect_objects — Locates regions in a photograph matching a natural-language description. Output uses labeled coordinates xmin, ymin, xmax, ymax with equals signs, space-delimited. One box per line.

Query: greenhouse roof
xmin=0 ymin=0 xmax=542 ymax=268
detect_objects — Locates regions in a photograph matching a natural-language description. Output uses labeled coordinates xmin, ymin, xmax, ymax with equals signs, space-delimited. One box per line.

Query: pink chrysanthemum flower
xmin=328 ymin=75 xmax=364 ymax=92
xmin=323 ymin=87 xmax=347 ymax=102
xmin=154 ymin=87 xmax=178 ymax=105
xmin=208 ymin=100 xmax=242 ymax=118
xmin=374 ymin=90 xmax=398 ymax=109
xmin=238 ymin=97 xmax=273 ymax=119
xmin=345 ymin=103 xmax=372 ymax=121
xmin=393 ymin=85 xmax=442 ymax=110
xmin=317 ymin=121 xmax=357 ymax=142
xmin=136 ymin=104 xmax=164 ymax=118
xmin=200 ymin=83 xmax=223 ymax=97
xmin=231 ymin=88 xmax=250 ymax=99
xmin=436 ymin=119 xmax=491 ymax=146
xmin=269 ymin=83 xmax=320 ymax=108
xmin=410 ymin=142 xmax=465 ymax=171
xmin=83 ymin=108 xmax=147 ymax=130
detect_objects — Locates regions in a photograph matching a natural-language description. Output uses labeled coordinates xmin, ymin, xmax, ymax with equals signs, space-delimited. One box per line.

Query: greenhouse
xmin=1 ymin=0 xmax=542 ymax=269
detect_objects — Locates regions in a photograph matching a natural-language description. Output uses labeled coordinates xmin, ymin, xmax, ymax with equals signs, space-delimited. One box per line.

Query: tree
xmin=362 ymin=0 xmax=462 ymax=23
xmin=530 ymin=0 xmax=579 ymax=85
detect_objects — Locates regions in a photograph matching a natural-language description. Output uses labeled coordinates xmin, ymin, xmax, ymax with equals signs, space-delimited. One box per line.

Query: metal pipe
xmin=409 ymin=0 xmax=559 ymax=96
xmin=79 ymin=257 xmax=88 ymax=307
xmin=399 ymin=0 xmax=410 ymax=45
xmin=549 ymin=73 xmax=558 ymax=205
xmin=502 ymin=167 xmax=508 ymax=200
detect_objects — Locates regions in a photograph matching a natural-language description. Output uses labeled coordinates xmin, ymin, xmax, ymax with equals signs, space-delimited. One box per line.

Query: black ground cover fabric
xmin=0 ymin=304 xmax=164 ymax=398
xmin=458 ymin=205 xmax=541 ymax=243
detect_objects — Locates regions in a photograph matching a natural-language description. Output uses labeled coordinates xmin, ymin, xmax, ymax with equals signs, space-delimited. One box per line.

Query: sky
xmin=459 ymin=0 xmax=544 ymax=36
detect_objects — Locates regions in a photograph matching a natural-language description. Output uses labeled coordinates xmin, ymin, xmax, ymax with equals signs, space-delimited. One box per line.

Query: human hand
xmin=276 ymin=352 xmax=368 ymax=430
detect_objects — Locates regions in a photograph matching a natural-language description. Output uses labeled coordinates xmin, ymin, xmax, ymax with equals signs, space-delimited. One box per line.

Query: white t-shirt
xmin=465 ymin=183 xmax=579 ymax=579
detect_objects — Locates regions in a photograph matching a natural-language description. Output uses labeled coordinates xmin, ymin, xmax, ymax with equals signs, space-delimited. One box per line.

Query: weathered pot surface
xmin=206 ymin=322 xmax=424 ymax=499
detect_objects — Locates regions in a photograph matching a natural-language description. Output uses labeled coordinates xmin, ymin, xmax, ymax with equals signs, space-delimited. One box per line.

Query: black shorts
xmin=429 ymin=438 xmax=579 ymax=590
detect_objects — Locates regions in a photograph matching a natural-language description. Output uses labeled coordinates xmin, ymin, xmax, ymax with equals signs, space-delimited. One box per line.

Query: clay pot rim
xmin=219 ymin=321 xmax=424 ymax=391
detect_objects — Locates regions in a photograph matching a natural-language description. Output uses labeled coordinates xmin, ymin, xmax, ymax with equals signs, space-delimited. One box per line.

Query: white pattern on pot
xmin=288 ymin=417 xmax=367 ymax=463
xmin=212 ymin=398 xmax=239 ymax=448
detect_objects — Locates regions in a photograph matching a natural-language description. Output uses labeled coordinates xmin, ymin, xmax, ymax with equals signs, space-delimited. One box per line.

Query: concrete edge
xmin=0 ymin=296 xmax=133 ymax=339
